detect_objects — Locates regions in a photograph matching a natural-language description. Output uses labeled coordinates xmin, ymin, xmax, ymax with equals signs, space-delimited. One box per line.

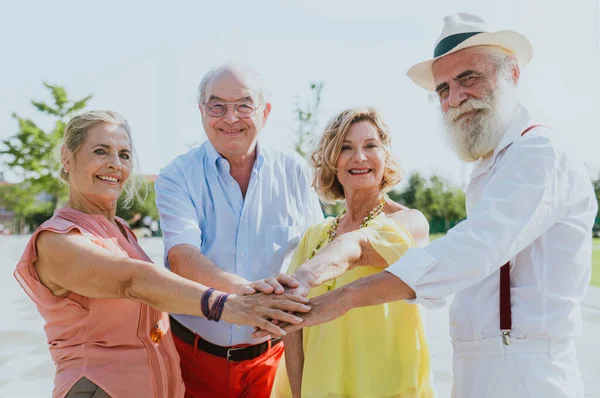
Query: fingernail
xmin=294 ymin=316 xmax=303 ymax=323
xmin=281 ymin=330 xmax=287 ymax=336
xmin=302 ymin=305 xmax=311 ymax=310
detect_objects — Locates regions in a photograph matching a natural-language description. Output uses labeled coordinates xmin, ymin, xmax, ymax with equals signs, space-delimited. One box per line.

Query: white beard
xmin=441 ymin=74 xmax=518 ymax=163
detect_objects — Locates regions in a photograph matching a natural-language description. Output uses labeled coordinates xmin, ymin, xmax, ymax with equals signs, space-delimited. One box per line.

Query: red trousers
xmin=173 ymin=333 xmax=284 ymax=398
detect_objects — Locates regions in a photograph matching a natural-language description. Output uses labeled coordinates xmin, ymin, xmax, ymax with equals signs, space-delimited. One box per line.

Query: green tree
xmin=0 ymin=83 xmax=92 ymax=228
xmin=0 ymin=182 xmax=49 ymax=232
xmin=392 ymin=172 xmax=427 ymax=209
xmin=390 ymin=172 xmax=466 ymax=233
xmin=291 ymin=82 xmax=341 ymax=217
xmin=422 ymin=175 xmax=466 ymax=232
xmin=293 ymin=82 xmax=324 ymax=159
xmin=592 ymin=173 xmax=600 ymax=232
xmin=116 ymin=181 xmax=158 ymax=228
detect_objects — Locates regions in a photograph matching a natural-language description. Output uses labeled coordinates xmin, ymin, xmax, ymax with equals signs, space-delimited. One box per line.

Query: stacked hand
xmin=282 ymin=273 xmax=312 ymax=298
xmin=221 ymin=273 xmax=312 ymax=337
xmin=231 ymin=273 xmax=301 ymax=296
xmin=249 ymin=273 xmax=302 ymax=295
xmin=246 ymin=271 xmax=349 ymax=339
xmin=223 ymin=272 xmax=347 ymax=338
xmin=221 ymin=291 xmax=311 ymax=337
xmin=251 ymin=288 xmax=349 ymax=339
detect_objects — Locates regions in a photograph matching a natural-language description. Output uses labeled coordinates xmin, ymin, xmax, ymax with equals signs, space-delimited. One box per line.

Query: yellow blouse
xmin=271 ymin=214 xmax=435 ymax=398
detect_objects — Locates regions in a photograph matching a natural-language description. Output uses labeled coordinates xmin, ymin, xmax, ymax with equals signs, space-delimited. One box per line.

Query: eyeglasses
xmin=203 ymin=101 xmax=261 ymax=119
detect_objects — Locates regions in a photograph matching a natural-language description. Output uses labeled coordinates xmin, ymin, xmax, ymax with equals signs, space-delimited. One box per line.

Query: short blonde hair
xmin=310 ymin=107 xmax=402 ymax=203
xmin=60 ymin=110 xmax=145 ymax=208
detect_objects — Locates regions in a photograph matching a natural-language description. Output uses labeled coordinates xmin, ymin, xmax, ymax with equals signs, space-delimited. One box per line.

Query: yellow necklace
xmin=309 ymin=193 xmax=389 ymax=259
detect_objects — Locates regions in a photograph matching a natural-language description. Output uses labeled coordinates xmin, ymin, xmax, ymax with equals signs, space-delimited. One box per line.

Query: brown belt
xmin=169 ymin=316 xmax=282 ymax=361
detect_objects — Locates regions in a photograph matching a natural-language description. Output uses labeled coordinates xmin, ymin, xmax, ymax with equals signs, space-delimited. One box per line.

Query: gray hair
xmin=197 ymin=62 xmax=266 ymax=105
xmin=59 ymin=110 xmax=146 ymax=208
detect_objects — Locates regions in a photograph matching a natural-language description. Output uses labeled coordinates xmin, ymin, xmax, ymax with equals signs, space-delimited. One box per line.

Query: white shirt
xmin=387 ymin=105 xmax=597 ymax=341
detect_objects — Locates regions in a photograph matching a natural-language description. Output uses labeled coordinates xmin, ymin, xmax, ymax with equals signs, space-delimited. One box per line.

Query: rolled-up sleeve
xmin=155 ymin=164 xmax=203 ymax=263
xmin=386 ymin=134 xmax=569 ymax=307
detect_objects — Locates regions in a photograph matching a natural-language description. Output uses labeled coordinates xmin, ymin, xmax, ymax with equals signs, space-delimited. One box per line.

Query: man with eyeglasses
xmin=155 ymin=63 xmax=324 ymax=397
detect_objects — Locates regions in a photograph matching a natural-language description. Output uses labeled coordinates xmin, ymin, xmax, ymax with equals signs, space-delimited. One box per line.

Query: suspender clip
xmin=501 ymin=330 xmax=511 ymax=346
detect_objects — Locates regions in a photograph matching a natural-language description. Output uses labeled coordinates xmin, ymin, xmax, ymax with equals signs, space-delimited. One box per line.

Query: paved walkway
xmin=1 ymin=236 xmax=599 ymax=397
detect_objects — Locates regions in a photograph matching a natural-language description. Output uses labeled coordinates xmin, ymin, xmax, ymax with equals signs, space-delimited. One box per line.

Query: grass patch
xmin=591 ymin=250 xmax=600 ymax=288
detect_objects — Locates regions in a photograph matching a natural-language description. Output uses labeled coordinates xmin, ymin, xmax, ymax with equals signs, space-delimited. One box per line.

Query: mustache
xmin=445 ymin=98 xmax=494 ymax=123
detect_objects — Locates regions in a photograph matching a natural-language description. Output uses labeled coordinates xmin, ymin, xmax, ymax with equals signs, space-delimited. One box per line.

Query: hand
xmin=248 ymin=273 xmax=300 ymax=295
xmin=221 ymin=292 xmax=311 ymax=337
xmin=252 ymin=288 xmax=349 ymax=338
xmin=284 ymin=267 xmax=314 ymax=297
xmin=284 ymin=273 xmax=312 ymax=297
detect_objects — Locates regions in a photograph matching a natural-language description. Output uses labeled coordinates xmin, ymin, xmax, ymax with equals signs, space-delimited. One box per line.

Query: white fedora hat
xmin=407 ymin=12 xmax=533 ymax=91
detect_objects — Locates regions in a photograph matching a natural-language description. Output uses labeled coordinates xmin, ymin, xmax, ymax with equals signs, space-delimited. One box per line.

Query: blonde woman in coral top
xmin=14 ymin=111 xmax=310 ymax=398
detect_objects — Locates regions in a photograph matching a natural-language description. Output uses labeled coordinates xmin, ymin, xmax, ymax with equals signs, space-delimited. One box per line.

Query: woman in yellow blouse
xmin=269 ymin=108 xmax=435 ymax=398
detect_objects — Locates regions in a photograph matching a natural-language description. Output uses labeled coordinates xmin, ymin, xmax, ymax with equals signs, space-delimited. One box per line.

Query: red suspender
xmin=499 ymin=263 xmax=512 ymax=344
xmin=500 ymin=124 xmax=546 ymax=345
xmin=520 ymin=124 xmax=543 ymax=137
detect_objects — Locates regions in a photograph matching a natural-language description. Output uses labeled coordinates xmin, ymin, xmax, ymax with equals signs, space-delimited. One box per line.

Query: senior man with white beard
xmin=264 ymin=13 xmax=597 ymax=397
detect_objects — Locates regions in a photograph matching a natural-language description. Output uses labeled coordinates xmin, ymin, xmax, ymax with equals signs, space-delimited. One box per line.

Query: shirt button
xmin=240 ymin=253 xmax=245 ymax=257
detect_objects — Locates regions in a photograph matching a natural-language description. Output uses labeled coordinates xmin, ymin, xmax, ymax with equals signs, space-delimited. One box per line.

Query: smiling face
xmin=199 ymin=67 xmax=271 ymax=159
xmin=335 ymin=121 xmax=386 ymax=195
xmin=432 ymin=46 xmax=520 ymax=162
xmin=63 ymin=122 xmax=132 ymax=208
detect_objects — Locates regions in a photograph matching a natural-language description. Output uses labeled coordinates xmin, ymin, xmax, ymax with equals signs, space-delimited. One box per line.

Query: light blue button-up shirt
xmin=155 ymin=140 xmax=324 ymax=346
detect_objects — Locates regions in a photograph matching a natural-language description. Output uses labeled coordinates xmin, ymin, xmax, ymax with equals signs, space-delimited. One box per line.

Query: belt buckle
xmin=226 ymin=346 xmax=245 ymax=361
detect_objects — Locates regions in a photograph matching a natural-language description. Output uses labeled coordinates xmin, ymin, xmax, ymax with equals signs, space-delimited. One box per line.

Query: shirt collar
xmin=204 ymin=140 xmax=222 ymax=170
xmin=254 ymin=143 xmax=266 ymax=172
xmin=470 ymin=104 xmax=532 ymax=179
xmin=204 ymin=140 xmax=266 ymax=175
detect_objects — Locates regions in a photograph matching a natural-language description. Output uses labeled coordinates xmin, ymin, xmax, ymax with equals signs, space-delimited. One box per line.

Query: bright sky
xmin=1 ymin=0 xmax=599 ymax=187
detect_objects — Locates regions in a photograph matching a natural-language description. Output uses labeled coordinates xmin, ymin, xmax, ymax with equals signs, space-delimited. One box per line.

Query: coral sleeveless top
xmin=14 ymin=207 xmax=185 ymax=398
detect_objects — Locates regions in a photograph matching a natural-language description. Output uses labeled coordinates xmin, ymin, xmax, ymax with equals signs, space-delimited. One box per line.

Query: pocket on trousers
xmin=453 ymin=355 xmax=528 ymax=398
xmin=484 ymin=356 xmax=528 ymax=397
xmin=514 ymin=351 xmax=578 ymax=397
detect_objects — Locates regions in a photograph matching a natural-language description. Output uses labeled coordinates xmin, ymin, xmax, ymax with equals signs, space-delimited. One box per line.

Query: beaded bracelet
xmin=207 ymin=294 xmax=221 ymax=321
xmin=213 ymin=293 xmax=229 ymax=322
xmin=210 ymin=293 xmax=228 ymax=322
xmin=207 ymin=293 xmax=229 ymax=322
xmin=201 ymin=288 xmax=215 ymax=318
